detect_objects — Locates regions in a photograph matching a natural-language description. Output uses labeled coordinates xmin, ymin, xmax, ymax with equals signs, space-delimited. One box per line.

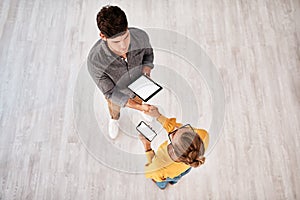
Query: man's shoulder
xmin=129 ymin=27 xmax=151 ymax=49
xmin=129 ymin=27 xmax=148 ymax=37
xmin=129 ymin=27 xmax=150 ymax=42
xmin=88 ymin=39 xmax=104 ymax=60
xmin=87 ymin=39 xmax=111 ymax=67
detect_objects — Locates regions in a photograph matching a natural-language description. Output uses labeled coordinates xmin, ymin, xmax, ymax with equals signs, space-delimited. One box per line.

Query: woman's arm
xmin=144 ymin=106 xmax=182 ymax=133
xmin=138 ymin=134 xmax=168 ymax=182
xmin=138 ymin=134 xmax=155 ymax=165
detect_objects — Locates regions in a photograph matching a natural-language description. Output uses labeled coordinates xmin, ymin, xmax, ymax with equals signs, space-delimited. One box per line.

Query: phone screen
xmin=136 ymin=121 xmax=157 ymax=142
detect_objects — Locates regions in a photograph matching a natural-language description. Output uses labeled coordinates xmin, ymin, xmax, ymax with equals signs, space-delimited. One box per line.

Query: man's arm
xmin=87 ymin=58 xmax=115 ymax=98
xmin=142 ymin=47 xmax=154 ymax=76
xmin=88 ymin=67 xmax=150 ymax=111
xmin=142 ymin=31 xmax=154 ymax=76
xmin=87 ymin=57 xmax=130 ymax=108
xmin=126 ymin=98 xmax=151 ymax=112
xmin=142 ymin=66 xmax=152 ymax=76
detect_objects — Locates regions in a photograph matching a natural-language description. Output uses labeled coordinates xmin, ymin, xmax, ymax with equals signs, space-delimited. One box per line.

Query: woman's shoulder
xmin=194 ymin=128 xmax=209 ymax=149
xmin=158 ymin=140 xmax=169 ymax=148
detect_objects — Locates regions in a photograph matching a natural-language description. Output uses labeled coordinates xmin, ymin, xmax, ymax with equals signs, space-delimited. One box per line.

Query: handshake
xmin=141 ymin=105 xmax=161 ymax=119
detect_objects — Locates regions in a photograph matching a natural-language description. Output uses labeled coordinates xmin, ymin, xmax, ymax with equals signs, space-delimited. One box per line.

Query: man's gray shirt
xmin=87 ymin=28 xmax=154 ymax=107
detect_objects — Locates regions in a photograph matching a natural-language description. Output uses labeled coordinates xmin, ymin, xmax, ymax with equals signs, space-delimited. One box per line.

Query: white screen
xmin=128 ymin=76 xmax=160 ymax=100
xmin=137 ymin=122 xmax=157 ymax=141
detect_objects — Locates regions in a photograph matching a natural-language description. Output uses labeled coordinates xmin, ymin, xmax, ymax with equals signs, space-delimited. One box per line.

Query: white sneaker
xmin=108 ymin=119 xmax=119 ymax=139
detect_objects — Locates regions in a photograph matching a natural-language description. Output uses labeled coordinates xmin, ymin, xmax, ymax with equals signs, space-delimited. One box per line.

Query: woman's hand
xmin=144 ymin=105 xmax=161 ymax=118
xmin=138 ymin=134 xmax=151 ymax=151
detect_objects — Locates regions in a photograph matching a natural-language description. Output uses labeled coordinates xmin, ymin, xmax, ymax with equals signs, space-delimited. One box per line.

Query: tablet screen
xmin=136 ymin=121 xmax=157 ymax=142
xmin=128 ymin=75 xmax=162 ymax=102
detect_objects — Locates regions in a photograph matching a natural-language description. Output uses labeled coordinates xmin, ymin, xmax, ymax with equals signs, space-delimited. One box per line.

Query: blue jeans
xmin=155 ymin=167 xmax=192 ymax=189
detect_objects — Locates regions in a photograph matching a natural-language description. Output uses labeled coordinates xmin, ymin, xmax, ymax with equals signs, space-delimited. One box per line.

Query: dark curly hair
xmin=96 ymin=5 xmax=128 ymax=38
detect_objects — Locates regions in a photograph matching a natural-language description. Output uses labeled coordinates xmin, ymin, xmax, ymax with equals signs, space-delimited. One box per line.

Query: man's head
xmin=97 ymin=6 xmax=130 ymax=56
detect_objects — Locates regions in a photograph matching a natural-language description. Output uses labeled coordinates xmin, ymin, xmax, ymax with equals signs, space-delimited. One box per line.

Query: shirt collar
xmin=102 ymin=41 xmax=116 ymax=58
xmin=101 ymin=31 xmax=132 ymax=58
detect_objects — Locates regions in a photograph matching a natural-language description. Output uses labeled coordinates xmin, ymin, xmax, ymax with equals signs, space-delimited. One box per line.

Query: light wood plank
xmin=0 ymin=0 xmax=299 ymax=199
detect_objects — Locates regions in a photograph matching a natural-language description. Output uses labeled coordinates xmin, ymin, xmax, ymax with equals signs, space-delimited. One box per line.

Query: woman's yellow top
xmin=144 ymin=115 xmax=209 ymax=182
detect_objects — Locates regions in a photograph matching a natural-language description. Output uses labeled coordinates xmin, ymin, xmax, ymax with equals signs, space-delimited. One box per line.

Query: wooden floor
xmin=1 ymin=0 xmax=300 ymax=199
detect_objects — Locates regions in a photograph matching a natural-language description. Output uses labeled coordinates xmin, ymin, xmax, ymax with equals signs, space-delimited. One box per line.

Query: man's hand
xmin=144 ymin=105 xmax=161 ymax=118
xmin=142 ymin=66 xmax=152 ymax=77
xmin=126 ymin=98 xmax=151 ymax=112
xmin=141 ymin=104 xmax=151 ymax=112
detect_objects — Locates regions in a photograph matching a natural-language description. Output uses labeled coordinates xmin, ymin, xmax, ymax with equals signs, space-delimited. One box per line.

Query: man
xmin=87 ymin=5 xmax=154 ymax=139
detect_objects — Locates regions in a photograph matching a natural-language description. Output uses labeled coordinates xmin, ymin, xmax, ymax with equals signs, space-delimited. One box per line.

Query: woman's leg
xmin=168 ymin=168 xmax=192 ymax=185
xmin=155 ymin=181 xmax=168 ymax=189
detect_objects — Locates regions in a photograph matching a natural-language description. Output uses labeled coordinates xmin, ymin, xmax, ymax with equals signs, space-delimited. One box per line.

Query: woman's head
xmin=170 ymin=128 xmax=205 ymax=168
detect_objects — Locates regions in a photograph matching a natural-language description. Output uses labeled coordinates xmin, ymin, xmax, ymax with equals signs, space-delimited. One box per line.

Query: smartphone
xmin=136 ymin=121 xmax=157 ymax=142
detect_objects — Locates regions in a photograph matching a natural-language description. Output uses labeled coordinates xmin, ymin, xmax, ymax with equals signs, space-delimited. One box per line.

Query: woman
xmin=139 ymin=106 xmax=209 ymax=189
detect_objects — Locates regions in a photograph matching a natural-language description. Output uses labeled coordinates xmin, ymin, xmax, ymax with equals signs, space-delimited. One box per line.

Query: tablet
xmin=128 ymin=75 xmax=162 ymax=102
xmin=136 ymin=121 xmax=157 ymax=142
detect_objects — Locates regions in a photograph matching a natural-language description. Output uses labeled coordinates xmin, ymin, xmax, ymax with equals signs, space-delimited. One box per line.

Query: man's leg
xmin=105 ymin=98 xmax=121 ymax=139
xmin=106 ymin=98 xmax=121 ymax=120
xmin=106 ymin=96 xmax=141 ymax=119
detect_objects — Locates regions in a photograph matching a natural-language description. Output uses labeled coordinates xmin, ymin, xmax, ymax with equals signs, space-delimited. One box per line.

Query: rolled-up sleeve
xmin=142 ymin=47 xmax=154 ymax=69
xmin=157 ymin=115 xmax=182 ymax=133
